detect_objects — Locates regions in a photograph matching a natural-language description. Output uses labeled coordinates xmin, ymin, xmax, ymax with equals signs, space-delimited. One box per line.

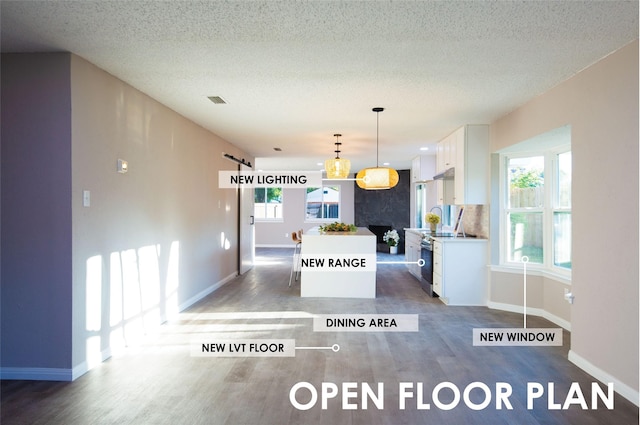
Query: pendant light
xmin=356 ymin=107 xmax=399 ymax=190
xmin=324 ymin=133 xmax=351 ymax=179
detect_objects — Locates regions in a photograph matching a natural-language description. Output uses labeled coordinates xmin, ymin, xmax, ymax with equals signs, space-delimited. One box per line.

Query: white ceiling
xmin=1 ymin=1 xmax=637 ymax=172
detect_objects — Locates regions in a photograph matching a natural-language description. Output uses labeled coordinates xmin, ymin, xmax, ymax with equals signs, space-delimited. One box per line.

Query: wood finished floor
xmin=2 ymin=248 xmax=638 ymax=425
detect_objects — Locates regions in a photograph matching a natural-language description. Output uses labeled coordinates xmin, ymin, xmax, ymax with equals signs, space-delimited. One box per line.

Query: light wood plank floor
xmin=2 ymin=248 xmax=638 ymax=424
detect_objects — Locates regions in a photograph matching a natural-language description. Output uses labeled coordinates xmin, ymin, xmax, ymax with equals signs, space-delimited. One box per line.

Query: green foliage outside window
xmin=255 ymin=187 xmax=282 ymax=203
xmin=510 ymin=167 xmax=544 ymax=188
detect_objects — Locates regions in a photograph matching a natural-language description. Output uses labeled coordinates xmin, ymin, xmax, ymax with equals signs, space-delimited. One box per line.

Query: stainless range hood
xmin=433 ymin=167 xmax=455 ymax=180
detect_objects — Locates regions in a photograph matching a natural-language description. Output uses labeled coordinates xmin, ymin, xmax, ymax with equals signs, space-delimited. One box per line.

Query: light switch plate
xmin=117 ymin=159 xmax=128 ymax=173
xmin=83 ymin=190 xmax=91 ymax=207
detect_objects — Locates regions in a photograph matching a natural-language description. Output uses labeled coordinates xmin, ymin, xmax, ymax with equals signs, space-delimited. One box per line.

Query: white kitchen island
xmin=300 ymin=227 xmax=377 ymax=298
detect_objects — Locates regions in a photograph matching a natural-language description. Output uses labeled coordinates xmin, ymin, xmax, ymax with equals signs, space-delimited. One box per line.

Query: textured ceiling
xmin=1 ymin=1 xmax=638 ymax=172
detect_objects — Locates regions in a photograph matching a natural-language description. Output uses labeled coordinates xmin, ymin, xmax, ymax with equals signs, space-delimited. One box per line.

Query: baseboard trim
xmin=488 ymin=302 xmax=638 ymax=406
xmin=177 ymin=271 xmax=238 ymax=313
xmin=568 ymin=350 xmax=640 ymax=406
xmin=0 ymin=367 xmax=73 ymax=381
xmin=1 ymin=346 xmax=114 ymax=382
xmin=487 ymin=301 xmax=571 ymax=331
xmin=71 ymin=347 xmax=113 ymax=381
xmin=256 ymin=244 xmax=295 ymax=248
xmin=1 ymin=273 xmax=239 ymax=382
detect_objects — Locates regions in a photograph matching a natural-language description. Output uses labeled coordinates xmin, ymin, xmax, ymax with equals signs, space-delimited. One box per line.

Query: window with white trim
xmin=254 ymin=187 xmax=283 ymax=221
xmin=305 ymin=186 xmax=340 ymax=221
xmin=501 ymin=147 xmax=571 ymax=273
xmin=553 ymin=151 xmax=572 ymax=269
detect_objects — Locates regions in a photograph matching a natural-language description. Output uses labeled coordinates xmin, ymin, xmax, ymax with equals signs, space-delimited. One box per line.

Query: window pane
xmin=557 ymin=151 xmax=571 ymax=208
xmin=266 ymin=187 xmax=282 ymax=203
xmin=306 ymin=186 xmax=340 ymax=220
xmin=554 ymin=212 xmax=571 ymax=269
xmin=508 ymin=156 xmax=544 ymax=208
xmin=254 ymin=188 xmax=265 ymax=204
xmin=508 ymin=212 xmax=543 ymax=263
xmin=254 ymin=187 xmax=282 ymax=220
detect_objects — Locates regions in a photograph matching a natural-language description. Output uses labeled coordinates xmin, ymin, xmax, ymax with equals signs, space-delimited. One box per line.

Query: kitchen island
xmin=300 ymin=227 xmax=377 ymax=298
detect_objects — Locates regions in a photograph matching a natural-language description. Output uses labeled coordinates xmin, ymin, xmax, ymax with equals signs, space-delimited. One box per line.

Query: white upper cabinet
xmin=411 ymin=155 xmax=436 ymax=182
xmin=436 ymin=133 xmax=457 ymax=173
xmin=436 ymin=125 xmax=489 ymax=205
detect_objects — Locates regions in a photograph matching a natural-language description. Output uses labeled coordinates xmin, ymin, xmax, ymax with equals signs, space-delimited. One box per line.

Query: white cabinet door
xmin=437 ymin=240 xmax=488 ymax=305
xmin=459 ymin=125 xmax=489 ymax=205
xmin=404 ymin=230 xmax=423 ymax=280
xmin=436 ymin=179 xmax=444 ymax=205
xmin=433 ymin=272 xmax=443 ymax=296
xmin=411 ymin=156 xmax=420 ymax=182
xmin=453 ymin=127 xmax=466 ymax=205
xmin=432 ymin=241 xmax=443 ymax=296
xmin=436 ymin=125 xmax=489 ymax=205
xmin=436 ymin=141 xmax=446 ymax=173
xmin=412 ymin=155 xmax=436 ymax=182
xmin=438 ymin=136 xmax=455 ymax=171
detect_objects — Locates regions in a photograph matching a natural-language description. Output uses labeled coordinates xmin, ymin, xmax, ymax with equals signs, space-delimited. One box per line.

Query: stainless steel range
xmin=420 ymin=238 xmax=435 ymax=297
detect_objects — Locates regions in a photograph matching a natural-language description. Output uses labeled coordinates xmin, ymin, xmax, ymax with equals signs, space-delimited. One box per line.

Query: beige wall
xmin=490 ymin=40 xmax=639 ymax=401
xmin=489 ymin=270 xmax=571 ymax=330
xmin=255 ymin=180 xmax=355 ymax=246
xmin=70 ymin=55 xmax=251 ymax=374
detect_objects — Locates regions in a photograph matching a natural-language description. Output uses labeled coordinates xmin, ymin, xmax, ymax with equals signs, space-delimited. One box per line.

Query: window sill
xmin=490 ymin=264 xmax=571 ymax=285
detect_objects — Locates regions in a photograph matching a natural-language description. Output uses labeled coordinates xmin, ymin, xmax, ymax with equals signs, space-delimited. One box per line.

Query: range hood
xmin=433 ymin=167 xmax=455 ymax=180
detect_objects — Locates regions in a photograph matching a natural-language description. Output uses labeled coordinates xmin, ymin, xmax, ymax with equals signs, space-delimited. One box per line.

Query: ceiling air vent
xmin=207 ymin=96 xmax=227 ymax=105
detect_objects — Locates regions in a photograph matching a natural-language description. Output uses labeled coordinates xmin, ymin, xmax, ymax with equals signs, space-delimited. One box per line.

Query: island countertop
xmin=300 ymin=227 xmax=376 ymax=298
xmin=305 ymin=227 xmax=375 ymax=237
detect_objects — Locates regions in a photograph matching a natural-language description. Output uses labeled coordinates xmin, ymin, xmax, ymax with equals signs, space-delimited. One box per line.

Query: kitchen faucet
xmin=429 ymin=206 xmax=442 ymax=229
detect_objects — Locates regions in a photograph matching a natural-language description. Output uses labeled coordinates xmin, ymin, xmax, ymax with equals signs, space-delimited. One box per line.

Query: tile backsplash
xmin=460 ymin=204 xmax=489 ymax=239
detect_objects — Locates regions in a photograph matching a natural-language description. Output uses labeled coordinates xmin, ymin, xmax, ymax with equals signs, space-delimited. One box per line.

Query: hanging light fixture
xmin=324 ymin=133 xmax=351 ymax=179
xmin=356 ymin=107 xmax=399 ymax=190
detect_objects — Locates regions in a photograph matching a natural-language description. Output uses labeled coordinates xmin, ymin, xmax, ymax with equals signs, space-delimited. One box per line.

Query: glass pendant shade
xmin=356 ymin=167 xmax=399 ymax=190
xmin=325 ymin=157 xmax=351 ymax=179
xmin=325 ymin=134 xmax=351 ymax=179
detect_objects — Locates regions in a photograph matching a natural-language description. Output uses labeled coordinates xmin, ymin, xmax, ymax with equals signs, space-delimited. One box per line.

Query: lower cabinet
xmin=432 ymin=239 xmax=487 ymax=306
xmin=404 ymin=230 xmax=423 ymax=280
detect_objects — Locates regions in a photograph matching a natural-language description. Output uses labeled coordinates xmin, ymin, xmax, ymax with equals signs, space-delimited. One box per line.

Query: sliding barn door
xmin=238 ymin=164 xmax=255 ymax=274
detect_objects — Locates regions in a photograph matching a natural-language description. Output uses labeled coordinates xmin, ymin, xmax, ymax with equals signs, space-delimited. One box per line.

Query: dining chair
xmin=288 ymin=230 xmax=302 ymax=287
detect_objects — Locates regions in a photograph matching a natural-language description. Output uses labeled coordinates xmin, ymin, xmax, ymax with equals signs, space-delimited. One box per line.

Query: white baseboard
xmin=487 ymin=301 xmax=571 ymax=331
xmin=70 ymin=347 xmax=113 ymax=381
xmin=568 ymin=350 xmax=640 ymax=406
xmin=1 ymin=273 xmax=238 ymax=382
xmin=256 ymin=243 xmax=295 ymax=248
xmin=1 ymin=346 xmax=113 ymax=382
xmin=1 ymin=367 xmax=73 ymax=381
xmin=488 ymin=301 xmax=638 ymax=406
xmin=177 ymin=271 xmax=238 ymax=312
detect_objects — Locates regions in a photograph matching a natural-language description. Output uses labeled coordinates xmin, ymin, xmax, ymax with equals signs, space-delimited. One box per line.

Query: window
xmin=502 ymin=148 xmax=571 ymax=273
xmin=305 ymin=186 xmax=340 ymax=221
xmin=254 ymin=187 xmax=283 ymax=221
xmin=553 ymin=151 xmax=572 ymax=269
xmin=506 ymin=155 xmax=545 ymax=264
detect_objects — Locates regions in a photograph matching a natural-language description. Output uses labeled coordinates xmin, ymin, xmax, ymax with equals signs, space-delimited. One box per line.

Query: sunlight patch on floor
xmin=179 ymin=311 xmax=316 ymax=320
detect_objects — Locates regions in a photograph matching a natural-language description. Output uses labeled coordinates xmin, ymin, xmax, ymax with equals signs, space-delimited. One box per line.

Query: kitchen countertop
xmin=404 ymin=227 xmax=487 ymax=242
